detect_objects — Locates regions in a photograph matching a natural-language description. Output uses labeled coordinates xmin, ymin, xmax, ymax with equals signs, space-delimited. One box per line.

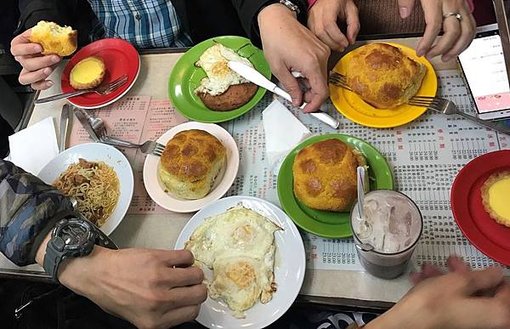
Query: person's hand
xmin=10 ymin=29 xmax=62 ymax=90
xmin=307 ymin=0 xmax=360 ymax=52
xmin=258 ymin=3 xmax=330 ymax=113
xmin=365 ymin=257 xmax=510 ymax=329
xmin=398 ymin=0 xmax=476 ymax=62
xmin=54 ymin=247 xmax=206 ymax=329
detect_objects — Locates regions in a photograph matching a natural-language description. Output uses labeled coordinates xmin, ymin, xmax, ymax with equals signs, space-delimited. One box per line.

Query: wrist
xmin=258 ymin=3 xmax=298 ymax=26
xmin=58 ymin=246 xmax=115 ymax=296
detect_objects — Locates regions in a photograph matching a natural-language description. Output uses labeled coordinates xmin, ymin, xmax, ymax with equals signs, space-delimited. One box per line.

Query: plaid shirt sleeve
xmin=0 ymin=160 xmax=74 ymax=266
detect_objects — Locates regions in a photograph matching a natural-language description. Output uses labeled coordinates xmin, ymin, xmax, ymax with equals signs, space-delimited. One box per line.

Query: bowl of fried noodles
xmin=38 ymin=143 xmax=134 ymax=235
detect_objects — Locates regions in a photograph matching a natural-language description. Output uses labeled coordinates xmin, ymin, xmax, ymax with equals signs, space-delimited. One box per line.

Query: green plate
xmin=277 ymin=134 xmax=394 ymax=239
xmin=169 ymin=36 xmax=271 ymax=123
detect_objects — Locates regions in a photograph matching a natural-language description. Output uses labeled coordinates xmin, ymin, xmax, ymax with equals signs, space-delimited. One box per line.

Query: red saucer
xmin=61 ymin=38 xmax=140 ymax=109
xmin=451 ymin=150 xmax=510 ymax=265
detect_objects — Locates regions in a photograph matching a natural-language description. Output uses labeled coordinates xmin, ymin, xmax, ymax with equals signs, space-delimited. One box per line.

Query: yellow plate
xmin=330 ymin=42 xmax=438 ymax=128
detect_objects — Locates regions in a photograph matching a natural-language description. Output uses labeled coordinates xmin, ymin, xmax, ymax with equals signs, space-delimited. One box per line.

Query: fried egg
xmin=209 ymin=255 xmax=276 ymax=318
xmin=195 ymin=43 xmax=253 ymax=96
xmin=185 ymin=205 xmax=281 ymax=317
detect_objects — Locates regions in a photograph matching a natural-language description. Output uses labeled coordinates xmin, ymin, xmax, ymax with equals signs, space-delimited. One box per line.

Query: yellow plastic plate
xmin=329 ymin=42 xmax=438 ymax=128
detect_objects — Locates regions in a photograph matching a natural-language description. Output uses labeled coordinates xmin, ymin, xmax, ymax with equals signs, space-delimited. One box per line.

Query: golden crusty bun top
xmin=160 ymin=129 xmax=226 ymax=182
xmin=293 ymin=139 xmax=366 ymax=212
xmin=345 ymin=43 xmax=426 ymax=109
xmin=29 ymin=21 xmax=77 ymax=57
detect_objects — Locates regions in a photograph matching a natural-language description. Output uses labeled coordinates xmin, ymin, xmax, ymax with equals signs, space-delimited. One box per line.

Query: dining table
xmin=1 ymin=35 xmax=508 ymax=313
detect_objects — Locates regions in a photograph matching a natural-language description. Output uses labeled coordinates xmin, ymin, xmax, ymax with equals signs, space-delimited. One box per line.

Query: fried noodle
xmin=53 ymin=158 xmax=119 ymax=226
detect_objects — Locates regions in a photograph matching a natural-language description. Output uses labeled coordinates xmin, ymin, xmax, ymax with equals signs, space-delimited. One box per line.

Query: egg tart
xmin=69 ymin=56 xmax=106 ymax=90
xmin=481 ymin=171 xmax=510 ymax=227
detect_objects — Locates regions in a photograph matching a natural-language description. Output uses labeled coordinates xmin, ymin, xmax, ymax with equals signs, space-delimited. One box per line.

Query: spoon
xmin=356 ymin=166 xmax=366 ymax=221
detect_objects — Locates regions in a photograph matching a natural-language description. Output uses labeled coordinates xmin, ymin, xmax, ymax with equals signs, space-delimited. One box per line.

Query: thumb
xmin=273 ymin=65 xmax=303 ymax=106
xmin=398 ymin=0 xmax=415 ymax=19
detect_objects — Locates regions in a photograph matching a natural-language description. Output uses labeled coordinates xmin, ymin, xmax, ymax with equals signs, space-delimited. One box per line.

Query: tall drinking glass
xmin=350 ymin=190 xmax=423 ymax=279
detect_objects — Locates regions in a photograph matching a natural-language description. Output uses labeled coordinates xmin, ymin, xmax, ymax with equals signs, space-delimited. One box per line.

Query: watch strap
xmin=96 ymin=226 xmax=117 ymax=250
xmin=279 ymin=0 xmax=300 ymax=14
xmin=43 ymin=215 xmax=118 ymax=281
xmin=43 ymin=235 xmax=88 ymax=281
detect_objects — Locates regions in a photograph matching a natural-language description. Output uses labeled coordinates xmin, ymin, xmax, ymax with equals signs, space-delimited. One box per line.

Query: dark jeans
xmin=0 ymin=278 xmax=381 ymax=329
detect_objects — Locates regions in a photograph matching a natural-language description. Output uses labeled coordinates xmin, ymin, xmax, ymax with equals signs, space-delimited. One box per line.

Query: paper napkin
xmin=263 ymin=99 xmax=312 ymax=175
xmin=8 ymin=117 xmax=59 ymax=175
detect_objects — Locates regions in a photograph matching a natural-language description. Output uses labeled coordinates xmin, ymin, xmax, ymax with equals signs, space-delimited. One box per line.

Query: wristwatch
xmin=43 ymin=213 xmax=117 ymax=281
xmin=279 ymin=0 xmax=301 ymax=14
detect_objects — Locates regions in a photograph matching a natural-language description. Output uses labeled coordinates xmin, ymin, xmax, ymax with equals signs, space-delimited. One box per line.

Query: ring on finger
xmin=443 ymin=12 xmax=462 ymax=22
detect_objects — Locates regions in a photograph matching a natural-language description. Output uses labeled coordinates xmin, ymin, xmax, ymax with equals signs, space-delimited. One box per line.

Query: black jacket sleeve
xmin=17 ymin=0 xmax=68 ymax=32
xmin=16 ymin=0 xmax=97 ymax=48
xmin=229 ymin=0 xmax=308 ymax=43
xmin=181 ymin=0 xmax=308 ymax=47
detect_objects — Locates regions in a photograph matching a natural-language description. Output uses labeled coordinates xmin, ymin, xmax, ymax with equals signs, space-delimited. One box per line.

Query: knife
xmin=59 ymin=104 xmax=71 ymax=152
xmin=228 ymin=61 xmax=340 ymax=129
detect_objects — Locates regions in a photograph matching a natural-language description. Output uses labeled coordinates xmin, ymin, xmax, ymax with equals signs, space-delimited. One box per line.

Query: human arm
xmin=227 ymin=0 xmax=330 ymax=112
xmin=257 ymin=3 xmax=331 ymax=112
xmin=307 ymin=0 xmax=360 ymax=52
xmin=0 ymin=159 xmax=206 ymax=328
xmin=13 ymin=0 xmax=86 ymax=90
xmin=397 ymin=0 xmax=476 ymax=62
xmin=364 ymin=257 xmax=510 ymax=329
xmin=228 ymin=0 xmax=309 ymax=42
xmin=0 ymin=160 xmax=74 ymax=265
xmin=35 ymin=237 xmax=207 ymax=329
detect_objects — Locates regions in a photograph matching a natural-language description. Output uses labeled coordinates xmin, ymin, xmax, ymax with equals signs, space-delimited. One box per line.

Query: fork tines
xmin=152 ymin=142 xmax=165 ymax=157
xmin=407 ymin=96 xmax=443 ymax=108
xmin=328 ymin=71 xmax=352 ymax=91
xmin=99 ymin=74 xmax=129 ymax=94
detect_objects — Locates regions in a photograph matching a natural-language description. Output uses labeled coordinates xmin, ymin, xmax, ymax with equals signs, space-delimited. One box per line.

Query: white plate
xmin=143 ymin=122 xmax=240 ymax=213
xmin=38 ymin=143 xmax=134 ymax=235
xmin=175 ymin=196 xmax=306 ymax=329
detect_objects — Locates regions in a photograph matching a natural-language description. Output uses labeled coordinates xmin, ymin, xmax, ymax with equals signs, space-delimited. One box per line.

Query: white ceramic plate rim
xmin=38 ymin=143 xmax=134 ymax=235
xmin=143 ymin=122 xmax=240 ymax=213
xmin=174 ymin=195 xmax=306 ymax=329
xmin=69 ymin=56 xmax=141 ymax=109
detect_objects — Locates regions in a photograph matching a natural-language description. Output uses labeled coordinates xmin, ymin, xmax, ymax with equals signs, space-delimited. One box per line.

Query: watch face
xmin=56 ymin=219 xmax=96 ymax=250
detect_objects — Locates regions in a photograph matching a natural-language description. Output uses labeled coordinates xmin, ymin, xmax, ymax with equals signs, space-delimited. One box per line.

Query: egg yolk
xmin=487 ymin=177 xmax=510 ymax=220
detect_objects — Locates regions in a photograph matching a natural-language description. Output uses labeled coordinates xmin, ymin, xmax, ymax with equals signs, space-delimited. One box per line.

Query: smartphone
xmin=457 ymin=23 xmax=510 ymax=120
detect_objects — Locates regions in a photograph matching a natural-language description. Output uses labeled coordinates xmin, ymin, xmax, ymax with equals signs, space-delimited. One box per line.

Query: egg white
xmin=195 ymin=43 xmax=254 ymax=96
xmin=185 ymin=205 xmax=281 ymax=318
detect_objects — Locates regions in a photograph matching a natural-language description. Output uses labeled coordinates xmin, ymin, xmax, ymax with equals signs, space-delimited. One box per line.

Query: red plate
xmin=61 ymin=38 xmax=140 ymax=109
xmin=451 ymin=150 xmax=510 ymax=265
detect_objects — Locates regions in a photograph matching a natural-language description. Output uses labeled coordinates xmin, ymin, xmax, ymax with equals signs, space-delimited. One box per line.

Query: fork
xmin=101 ymin=136 xmax=166 ymax=156
xmin=328 ymin=71 xmax=352 ymax=91
xmin=408 ymin=96 xmax=510 ymax=135
xmin=84 ymin=111 xmax=165 ymax=156
xmin=35 ymin=74 xmax=129 ymax=104
xmin=329 ymin=72 xmax=510 ymax=134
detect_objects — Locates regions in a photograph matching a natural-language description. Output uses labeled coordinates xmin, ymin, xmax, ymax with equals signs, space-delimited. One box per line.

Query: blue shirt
xmin=87 ymin=0 xmax=193 ymax=49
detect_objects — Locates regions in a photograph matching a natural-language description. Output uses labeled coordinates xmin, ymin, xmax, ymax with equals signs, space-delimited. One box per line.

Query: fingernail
xmin=33 ymin=45 xmax=42 ymax=52
xmin=416 ymin=49 xmax=424 ymax=57
xmin=399 ymin=6 xmax=409 ymax=18
xmin=51 ymin=56 xmax=60 ymax=63
xmin=43 ymin=68 xmax=52 ymax=75
xmin=46 ymin=81 xmax=53 ymax=87
xmin=442 ymin=55 xmax=452 ymax=62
